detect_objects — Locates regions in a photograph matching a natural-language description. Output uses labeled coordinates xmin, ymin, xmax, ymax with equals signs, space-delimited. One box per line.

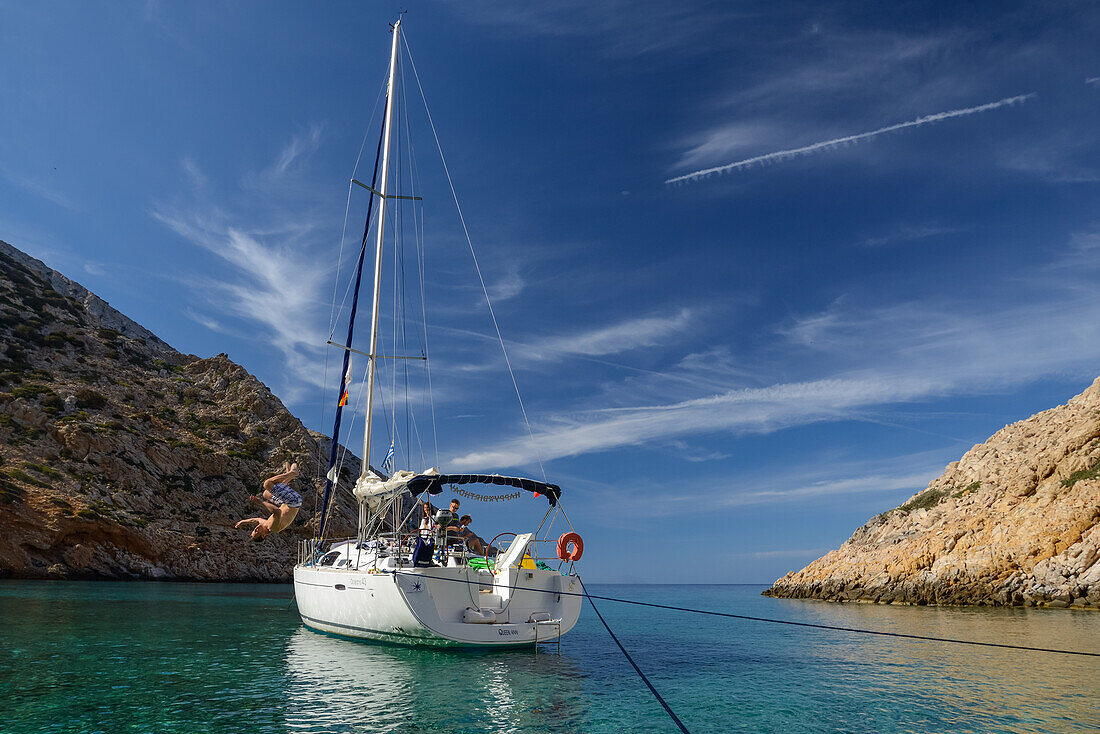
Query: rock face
xmin=0 ymin=239 xmax=362 ymax=581
xmin=765 ymin=378 xmax=1100 ymax=608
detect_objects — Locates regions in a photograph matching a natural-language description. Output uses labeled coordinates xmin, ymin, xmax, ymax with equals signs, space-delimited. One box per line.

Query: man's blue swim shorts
xmin=268 ymin=482 xmax=302 ymax=508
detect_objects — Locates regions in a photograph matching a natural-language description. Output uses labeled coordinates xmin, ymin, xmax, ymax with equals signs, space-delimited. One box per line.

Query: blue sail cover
xmin=404 ymin=474 xmax=561 ymax=506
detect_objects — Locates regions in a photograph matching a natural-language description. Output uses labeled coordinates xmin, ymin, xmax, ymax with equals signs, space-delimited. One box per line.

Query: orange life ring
xmin=557 ymin=532 xmax=583 ymax=562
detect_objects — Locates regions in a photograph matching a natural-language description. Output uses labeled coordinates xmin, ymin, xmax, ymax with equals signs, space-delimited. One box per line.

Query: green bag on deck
xmin=467 ymin=557 xmax=495 ymax=570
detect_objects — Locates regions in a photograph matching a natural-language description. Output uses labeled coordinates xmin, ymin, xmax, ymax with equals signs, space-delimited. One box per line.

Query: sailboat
xmin=293 ymin=18 xmax=583 ymax=647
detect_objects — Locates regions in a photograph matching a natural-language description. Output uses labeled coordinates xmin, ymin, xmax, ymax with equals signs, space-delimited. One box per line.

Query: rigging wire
xmin=402 ymin=32 xmax=547 ymax=481
xmin=317 ymin=178 xmax=358 ymax=489
xmin=411 ymin=125 xmax=439 ymax=468
xmin=325 ymin=71 xmax=391 ymax=336
xmin=368 ymin=35 xmax=435 ymax=477
xmin=401 ymin=72 xmax=439 ymax=469
xmin=395 ymin=73 xmax=420 ymax=471
xmin=317 ymin=71 xmax=389 ymax=487
xmin=398 ymin=97 xmax=415 ymax=471
xmin=317 ymin=113 xmax=389 ymax=540
xmin=327 ymin=68 xmax=390 ymax=343
xmin=399 ymin=51 xmax=435 ymax=469
xmin=390 ymin=113 xmax=400 ymax=461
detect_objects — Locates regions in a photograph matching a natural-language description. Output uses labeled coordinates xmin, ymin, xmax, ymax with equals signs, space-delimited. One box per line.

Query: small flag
xmin=338 ymin=359 xmax=353 ymax=407
xmin=382 ymin=441 xmax=395 ymax=474
xmin=533 ymin=491 xmax=541 ymax=498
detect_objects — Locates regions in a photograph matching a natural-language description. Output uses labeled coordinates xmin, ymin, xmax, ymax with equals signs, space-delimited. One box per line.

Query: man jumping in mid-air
xmin=235 ymin=462 xmax=301 ymax=542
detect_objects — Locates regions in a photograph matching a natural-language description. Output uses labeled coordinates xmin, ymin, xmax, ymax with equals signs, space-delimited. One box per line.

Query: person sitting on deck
xmin=456 ymin=514 xmax=485 ymax=555
xmin=235 ymin=462 xmax=301 ymax=542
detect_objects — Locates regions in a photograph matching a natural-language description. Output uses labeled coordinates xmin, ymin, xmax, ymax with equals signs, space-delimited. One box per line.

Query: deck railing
xmin=296 ymin=533 xmax=566 ymax=570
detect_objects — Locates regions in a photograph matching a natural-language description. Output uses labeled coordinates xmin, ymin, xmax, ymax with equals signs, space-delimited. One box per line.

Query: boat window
xmin=319 ymin=551 xmax=341 ymax=567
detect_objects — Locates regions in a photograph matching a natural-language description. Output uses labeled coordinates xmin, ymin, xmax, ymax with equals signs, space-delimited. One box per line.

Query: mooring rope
xmin=384 ymin=570 xmax=1100 ymax=657
xmin=582 ymin=591 xmax=1100 ymax=658
xmin=578 ymin=576 xmax=691 ymax=733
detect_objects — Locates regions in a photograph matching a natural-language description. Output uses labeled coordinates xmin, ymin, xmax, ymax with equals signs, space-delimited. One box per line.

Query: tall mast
xmin=362 ymin=18 xmax=401 ymax=478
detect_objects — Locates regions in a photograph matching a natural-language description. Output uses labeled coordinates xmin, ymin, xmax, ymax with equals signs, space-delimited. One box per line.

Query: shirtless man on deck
xmin=235 ymin=462 xmax=301 ymax=542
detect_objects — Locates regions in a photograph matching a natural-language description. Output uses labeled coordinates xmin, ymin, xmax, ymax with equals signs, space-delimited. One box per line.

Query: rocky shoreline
xmin=0 ymin=239 xmax=364 ymax=581
xmin=765 ymin=378 xmax=1100 ymax=609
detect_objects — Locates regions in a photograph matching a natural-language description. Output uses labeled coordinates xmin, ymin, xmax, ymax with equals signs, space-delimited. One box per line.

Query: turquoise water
xmin=1 ymin=581 xmax=1098 ymax=733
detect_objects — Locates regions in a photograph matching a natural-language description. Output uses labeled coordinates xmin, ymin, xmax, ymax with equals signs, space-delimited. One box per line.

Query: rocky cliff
xmin=0 ymin=239 xmax=361 ymax=581
xmin=765 ymin=378 xmax=1100 ymax=608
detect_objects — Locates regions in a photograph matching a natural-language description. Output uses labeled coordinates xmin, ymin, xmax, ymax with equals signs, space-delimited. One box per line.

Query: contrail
xmin=665 ymin=93 xmax=1035 ymax=184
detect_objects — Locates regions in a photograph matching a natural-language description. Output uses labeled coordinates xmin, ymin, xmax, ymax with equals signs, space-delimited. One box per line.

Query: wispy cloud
xmin=449 ymin=232 xmax=1100 ymax=470
xmin=673 ymin=122 xmax=779 ymax=171
xmin=263 ymin=124 xmax=323 ymax=181
xmin=486 ymin=264 xmax=524 ymax=302
xmin=458 ymin=0 xmax=750 ymax=60
xmin=998 ymin=133 xmax=1100 ymax=183
xmin=181 ymin=157 xmax=207 ymax=190
xmin=733 ymin=548 xmax=831 ymax=560
xmin=861 ymin=224 xmax=961 ymax=248
xmin=450 ymin=374 xmax=940 ymax=469
xmin=184 ymin=307 xmax=227 ymax=334
xmin=713 ymin=469 xmax=933 ymax=509
xmin=568 ymin=446 xmax=949 ymax=517
xmin=151 ymin=141 xmax=337 ymax=399
xmin=718 ymin=29 xmax=966 ymax=114
xmin=525 ymin=309 xmax=693 ymax=360
xmin=152 ymin=208 xmax=330 ymax=389
xmin=434 ymin=310 xmax=698 ymax=376
xmin=666 ymin=93 xmax=1034 ymax=184
xmin=664 ymin=439 xmax=731 ymax=463
xmin=1086 ymin=77 xmax=1100 ymax=85
xmin=140 ymin=0 xmax=201 ymax=57
xmin=0 ymin=166 xmax=80 ymax=211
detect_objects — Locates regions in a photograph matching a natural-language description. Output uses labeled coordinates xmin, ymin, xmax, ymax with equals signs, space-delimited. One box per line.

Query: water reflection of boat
xmin=282 ymin=627 xmax=587 ymax=732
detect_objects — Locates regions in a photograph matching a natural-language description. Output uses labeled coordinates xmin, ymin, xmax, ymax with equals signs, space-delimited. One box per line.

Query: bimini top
xmin=406 ymin=473 xmax=562 ymax=506
xmin=353 ymin=469 xmax=562 ymax=506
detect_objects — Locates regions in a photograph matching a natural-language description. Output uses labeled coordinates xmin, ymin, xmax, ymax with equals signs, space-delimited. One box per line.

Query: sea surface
xmin=1 ymin=581 xmax=1098 ymax=733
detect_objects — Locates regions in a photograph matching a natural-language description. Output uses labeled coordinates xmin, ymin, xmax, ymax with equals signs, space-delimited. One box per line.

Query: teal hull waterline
xmin=300 ymin=616 xmax=541 ymax=648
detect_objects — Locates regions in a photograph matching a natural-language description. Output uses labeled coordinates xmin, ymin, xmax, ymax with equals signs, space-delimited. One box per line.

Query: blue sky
xmin=3 ymin=1 xmax=1100 ymax=582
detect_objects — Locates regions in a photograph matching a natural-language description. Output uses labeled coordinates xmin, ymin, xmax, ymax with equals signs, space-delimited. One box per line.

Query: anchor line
xmin=578 ymin=576 xmax=691 ymax=734
xmin=383 ymin=570 xmax=1100 ymax=657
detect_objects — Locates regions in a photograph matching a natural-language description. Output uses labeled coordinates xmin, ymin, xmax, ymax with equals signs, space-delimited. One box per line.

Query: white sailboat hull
xmin=294 ymin=564 xmax=582 ymax=647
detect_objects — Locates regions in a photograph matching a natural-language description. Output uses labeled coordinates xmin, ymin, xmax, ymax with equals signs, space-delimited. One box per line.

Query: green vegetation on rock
xmin=5 ymin=468 xmax=50 ymax=489
xmin=953 ymin=481 xmax=981 ymax=498
xmin=74 ymin=388 xmax=108 ymax=409
xmin=896 ymin=486 xmax=953 ymax=513
xmin=1061 ymin=457 xmax=1100 ymax=488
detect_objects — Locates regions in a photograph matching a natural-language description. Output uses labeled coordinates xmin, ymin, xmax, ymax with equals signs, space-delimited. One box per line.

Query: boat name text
xmin=454 ymin=488 xmax=522 ymax=503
